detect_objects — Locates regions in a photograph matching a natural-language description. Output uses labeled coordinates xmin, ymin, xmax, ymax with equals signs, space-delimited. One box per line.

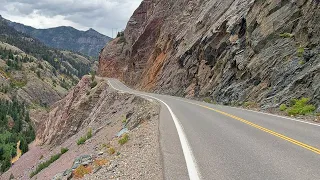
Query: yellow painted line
xmin=180 ymin=99 xmax=320 ymax=155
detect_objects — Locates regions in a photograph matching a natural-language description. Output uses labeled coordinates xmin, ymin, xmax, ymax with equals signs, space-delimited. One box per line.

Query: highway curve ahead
xmin=108 ymin=78 xmax=320 ymax=180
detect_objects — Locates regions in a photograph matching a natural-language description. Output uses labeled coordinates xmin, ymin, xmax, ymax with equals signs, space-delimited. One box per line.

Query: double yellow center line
xmin=182 ymin=100 xmax=320 ymax=155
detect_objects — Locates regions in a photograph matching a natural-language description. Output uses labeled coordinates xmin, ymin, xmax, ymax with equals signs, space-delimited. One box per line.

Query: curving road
xmin=107 ymin=78 xmax=320 ymax=180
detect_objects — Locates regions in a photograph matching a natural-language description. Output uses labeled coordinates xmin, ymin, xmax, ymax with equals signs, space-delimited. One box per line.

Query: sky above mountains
xmin=0 ymin=0 xmax=142 ymax=37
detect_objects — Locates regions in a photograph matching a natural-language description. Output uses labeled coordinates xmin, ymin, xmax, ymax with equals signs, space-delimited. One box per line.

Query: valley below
xmin=1 ymin=77 xmax=163 ymax=180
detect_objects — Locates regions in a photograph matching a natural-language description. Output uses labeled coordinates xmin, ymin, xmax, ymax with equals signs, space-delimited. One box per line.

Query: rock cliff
xmin=98 ymin=0 xmax=320 ymax=110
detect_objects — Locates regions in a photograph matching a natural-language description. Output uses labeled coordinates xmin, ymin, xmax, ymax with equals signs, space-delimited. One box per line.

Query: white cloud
xmin=0 ymin=0 xmax=142 ymax=37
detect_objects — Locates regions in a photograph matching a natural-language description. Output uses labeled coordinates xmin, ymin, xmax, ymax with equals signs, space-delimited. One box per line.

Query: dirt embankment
xmin=1 ymin=76 xmax=163 ymax=180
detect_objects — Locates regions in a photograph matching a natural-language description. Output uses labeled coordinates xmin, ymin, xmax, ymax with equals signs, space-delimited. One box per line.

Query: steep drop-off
xmin=99 ymin=0 xmax=320 ymax=111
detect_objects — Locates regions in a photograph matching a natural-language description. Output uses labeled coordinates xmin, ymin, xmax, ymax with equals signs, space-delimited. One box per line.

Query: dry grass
xmin=107 ymin=147 xmax=116 ymax=155
xmin=73 ymin=165 xmax=92 ymax=179
xmin=93 ymin=159 xmax=108 ymax=167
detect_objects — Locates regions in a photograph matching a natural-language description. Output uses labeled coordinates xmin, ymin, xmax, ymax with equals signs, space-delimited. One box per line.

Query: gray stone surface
xmin=99 ymin=0 xmax=320 ymax=109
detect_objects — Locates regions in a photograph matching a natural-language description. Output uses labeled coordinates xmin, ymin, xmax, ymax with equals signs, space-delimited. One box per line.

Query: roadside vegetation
xmin=279 ymin=97 xmax=316 ymax=116
xmin=77 ymin=128 xmax=93 ymax=145
xmin=279 ymin=33 xmax=294 ymax=38
xmin=118 ymin=134 xmax=129 ymax=145
xmin=29 ymin=147 xmax=69 ymax=178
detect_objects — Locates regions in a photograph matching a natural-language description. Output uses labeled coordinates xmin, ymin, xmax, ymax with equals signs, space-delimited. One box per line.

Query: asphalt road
xmin=107 ymin=78 xmax=320 ymax=180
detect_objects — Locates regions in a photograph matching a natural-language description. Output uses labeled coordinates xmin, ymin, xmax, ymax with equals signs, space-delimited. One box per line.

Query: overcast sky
xmin=0 ymin=0 xmax=142 ymax=37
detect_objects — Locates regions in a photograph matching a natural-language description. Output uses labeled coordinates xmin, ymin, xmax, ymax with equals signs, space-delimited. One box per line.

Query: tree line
xmin=0 ymin=97 xmax=35 ymax=173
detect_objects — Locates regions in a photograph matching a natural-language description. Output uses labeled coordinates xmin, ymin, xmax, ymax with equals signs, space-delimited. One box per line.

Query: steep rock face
xmin=99 ymin=0 xmax=320 ymax=109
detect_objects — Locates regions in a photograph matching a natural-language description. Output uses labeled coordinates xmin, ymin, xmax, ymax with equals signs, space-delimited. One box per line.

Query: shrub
xmin=297 ymin=46 xmax=304 ymax=57
xmin=30 ymin=151 xmax=65 ymax=178
xmin=77 ymin=136 xmax=86 ymax=145
xmin=279 ymin=104 xmax=287 ymax=111
xmin=107 ymin=147 xmax=115 ymax=155
xmin=279 ymin=33 xmax=294 ymax=38
xmin=60 ymin=147 xmax=69 ymax=154
xmin=118 ymin=134 xmax=129 ymax=145
xmin=77 ymin=129 xmax=92 ymax=145
xmin=286 ymin=98 xmax=316 ymax=116
xmin=86 ymin=128 xmax=92 ymax=139
xmin=299 ymin=60 xmax=305 ymax=65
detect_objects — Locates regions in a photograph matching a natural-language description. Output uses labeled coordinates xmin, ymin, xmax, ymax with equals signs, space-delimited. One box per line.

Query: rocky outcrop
xmin=36 ymin=76 xmax=159 ymax=146
xmin=99 ymin=0 xmax=320 ymax=110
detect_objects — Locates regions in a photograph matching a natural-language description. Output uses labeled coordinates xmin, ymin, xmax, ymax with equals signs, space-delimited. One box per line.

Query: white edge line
xmin=165 ymin=96 xmax=320 ymax=128
xmin=107 ymin=79 xmax=201 ymax=180
xmin=227 ymin=106 xmax=320 ymax=127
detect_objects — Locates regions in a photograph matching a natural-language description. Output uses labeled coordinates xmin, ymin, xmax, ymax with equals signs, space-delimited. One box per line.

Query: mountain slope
xmin=0 ymin=18 xmax=95 ymax=173
xmin=0 ymin=16 xmax=94 ymax=78
xmin=6 ymin=18 xmax=112 ymax=57
xmin=98 ymin=0 xmax=320 ymax=112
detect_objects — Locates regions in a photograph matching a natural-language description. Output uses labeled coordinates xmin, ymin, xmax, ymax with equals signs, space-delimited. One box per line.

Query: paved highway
xmin=108 ymin=78 xmax=320 ymax=180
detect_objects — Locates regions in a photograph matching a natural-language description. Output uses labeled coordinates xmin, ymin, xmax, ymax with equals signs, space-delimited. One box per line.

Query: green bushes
xmin=279 ymin=104 xmax=287 ymax=111
xmin=29 ymin=147 xmax=68 ymax=178
xmin=280 ymin=98 xmax=316 ymax=116
xmin=76 ymin=128 xmax=93 ymax=145
xmin=77 ymin=136 xmax=87 ymax=145
xmin=60 ymin=147 xmax=69 ymax=154
xmin=118 ymin=134 xmax=129 ymax=145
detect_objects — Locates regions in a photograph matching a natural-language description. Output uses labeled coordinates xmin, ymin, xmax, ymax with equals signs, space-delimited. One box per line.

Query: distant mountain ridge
xmin=4 ymin=17 xmax=112 ymax=57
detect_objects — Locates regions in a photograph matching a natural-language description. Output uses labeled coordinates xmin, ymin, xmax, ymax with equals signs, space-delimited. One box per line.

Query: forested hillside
xmin=0 ymin=16 xmax=94 ymax=79
xmin=0 ymin=97 xmax=35 ymax=173
xmin=0 ymin=14 xmax=98 ymax=174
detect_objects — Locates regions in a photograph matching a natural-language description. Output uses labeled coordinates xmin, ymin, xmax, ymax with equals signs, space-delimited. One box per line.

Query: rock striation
xmin=98 ymin=0 xmax=320 ymax=109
